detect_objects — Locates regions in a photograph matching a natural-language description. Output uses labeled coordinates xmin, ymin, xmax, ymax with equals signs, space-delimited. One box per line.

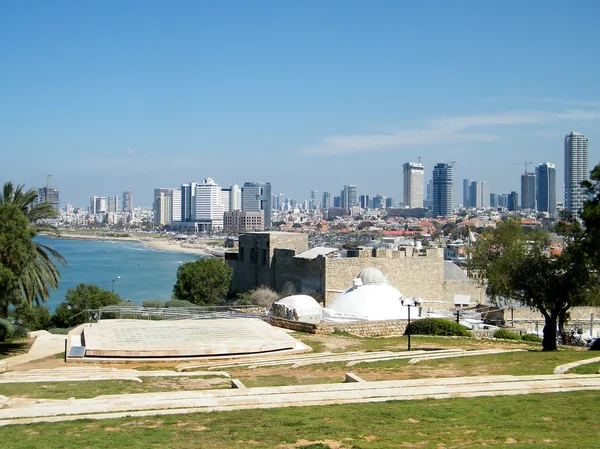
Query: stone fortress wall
xmin=227 ymin=232 xmax=486 ymax=307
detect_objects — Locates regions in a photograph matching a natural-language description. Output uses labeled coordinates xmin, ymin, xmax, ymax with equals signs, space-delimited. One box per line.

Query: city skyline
xmin=2 ymin=2 xmax=599 ymax=206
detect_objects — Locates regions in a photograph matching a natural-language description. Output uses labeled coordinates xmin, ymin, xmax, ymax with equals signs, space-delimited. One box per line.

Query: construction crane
xmin=511 ymin=160 xmax=532 ymax=174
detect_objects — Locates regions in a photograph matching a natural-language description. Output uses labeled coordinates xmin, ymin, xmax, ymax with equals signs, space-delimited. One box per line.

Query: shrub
xmin=521 ymin=333 xmax=543 ymax=342
xmin=165 ymin=299 xmax=197 ymax=308
xmin=404 ymin=318 xmax=471 ymax=337
xmin=143 ymin=300 xmax=166 ymax=308
xmin=238 ymin=286 xmax=279 ymax=308
xmin=0 ymin=318 xmax=14 ymax=342
xmin=493 ymin=329 xmax=522 ymax=340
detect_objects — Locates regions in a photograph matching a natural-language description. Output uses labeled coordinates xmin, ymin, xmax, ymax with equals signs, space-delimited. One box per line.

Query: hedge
xmin=404 ymin=318 xmax=471 ymax=337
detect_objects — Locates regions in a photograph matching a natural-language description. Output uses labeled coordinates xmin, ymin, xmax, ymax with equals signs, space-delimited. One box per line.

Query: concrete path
xmin=2 ymin=331 xmax=66 ymax=370
xmin=1 ymin=373 xmax=599 ymax=426
xmin=554 ymin=356 xmax=600 ymax=374
xmin=0 ymin=367 xmax=231 ymax=384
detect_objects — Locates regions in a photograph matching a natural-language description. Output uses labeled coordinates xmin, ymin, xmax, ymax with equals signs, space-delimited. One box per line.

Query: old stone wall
xmin=272 ymin=250 xmax=326 ymax=298
xmin=442 ymin=280 xmax=488 ymax=306
xmin=323 ymin=248 xmax=445 ymax=304
xmin=269 ymin=317 xmax=409 ymax=337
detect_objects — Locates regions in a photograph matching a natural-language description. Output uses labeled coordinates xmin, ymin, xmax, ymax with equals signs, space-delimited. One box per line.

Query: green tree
xmin=0 ymin=182 xmax=67 ymax=309
xmin=172 ymin=258 xmax=232 ymax=306
xmin=53 ymin=284 xmax=122 ymax=327
xmin=0 ymin=204 xmax=38 ymax=316
xmin=472 ymin=219 xmax=598 ymax=351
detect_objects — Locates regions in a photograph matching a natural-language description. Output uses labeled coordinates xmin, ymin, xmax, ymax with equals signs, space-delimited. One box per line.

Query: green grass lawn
xmin=0 ymin=376 xmax=230 ymax=400
xmin=0 ymin=391 xmax=598 ymax=448
xmin=569 ymin=361 xmax=600 ymax=374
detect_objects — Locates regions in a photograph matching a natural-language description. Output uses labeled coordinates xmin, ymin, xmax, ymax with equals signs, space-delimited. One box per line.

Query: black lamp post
xmin=112 ymin=275 xmax=121 ymax=293
xmin=402 ymin=297 xmax=421 ymax=351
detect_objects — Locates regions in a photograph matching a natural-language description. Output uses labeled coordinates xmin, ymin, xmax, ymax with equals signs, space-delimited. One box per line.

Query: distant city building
xmin=224 ymin=210 xmax=264 ymax=232
xmin=229 ymin=184 xmax=241 ymax=211
xmin=536 ymin=162 xmax=556 ymax=215
xmin=37 ymin=186 xmax=60 ymax=213
xmin=89 ymin=196 xmax=107 ymax=214
xmin=171 ymin=189 xmax=182 ymax=222
xmin=500 ymin=194 xmax=509 ymax=209
xmin=508 ymin=191 xmax=519 ymax=212
xmin=432 ymin=163 xmax=454 ymax=217
xmin=107 ymin=195 xmax=119 ymax=213
xmin=520 ymin=172 xmax=536 ymax=210
xmin=333 ymin=196 xmax=341 ymax=208
xmin=195 ymin=177 xmax=225 ymax=230
xmin=342 ymin=185 xmax=358 ymax=211
xmin=462 ymin=178 xmax=470 ymax=207
xmin=310 ymin=190 xmax=319 ymax=210
xmin=403 ymin=162 xmax=424 ymax=208
xmin=359 ymin=194 xmax=369 ymax=209
xmin=564 ymin=131 xmax=589 ymax=216
xmin=153 ymin=188 xmax=175 ymax=226
xmin=122 ymin=190 xmax=133 ymax=213
xmin=180 ymin=183 xmax=196 ymax=222
xmin=322 ymin=191 xmax=331 ymax=209
xmin=424 ymin=179 xmax=434 ymax=210
xmin=490 ymin=193 xmax=499 ymax=208
xmin=468 ymin=181 xmax=490 ymax=208
xmin=372 ymin=194 xmax=385 ymax=209
xmin=385 ymin=197 xmax=395 ymax=208
xmin=242 ymin=181 xmax=272 ymax=228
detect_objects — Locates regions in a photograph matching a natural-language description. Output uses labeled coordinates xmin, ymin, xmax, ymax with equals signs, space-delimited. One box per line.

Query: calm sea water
xmin=36 ymin=236 xmax=201 ymax=312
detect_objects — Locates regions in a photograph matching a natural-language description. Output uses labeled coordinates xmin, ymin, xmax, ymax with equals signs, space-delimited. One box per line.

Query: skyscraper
xmin=171 ymin=189 xmax=182 ymax=222
xmin=565 ymin=131 xmax=589 ymax=216
xmin=229 ymin=184 xmax=241 ymax=211
xmin=154 ymin=188 xmax=174 ymax=226
xmin=195 ymin=177 xmax=225 ymax=230
xmin=180 ymin=182 xmax=197 ymax=222
xmin=322 ymin=192 xmax=331 ymax=209
xmin=462 ymin=178 xmax=470 ymax=207
xmin=536 ymin=163 xmax=556 ymax=215
xmin=241 ymin=182 xmax=272 ymax=227
xmin=37 ymin=186 xmax=60 ymax=213
xmin=122 ymin=190 xmax=133 ymax=213
xmin=432 ymin=163 xmax=453 ymax=217
xmin=508 ymin=191 xmax=519 ymax=211
xmin=469 ymin=181 xmax=490 ymax=208
xmin=310 ymin=190 xmax=319 ymax=210
xmin=342 ymin=185 xmax=358 ymax=211
xmin=520 ymin=172 xmax=536 ymax=210
xmin=403 ymin=162 xmax=424 ymax=208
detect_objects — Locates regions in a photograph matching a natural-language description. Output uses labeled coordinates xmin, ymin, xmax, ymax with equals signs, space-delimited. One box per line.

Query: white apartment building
xmin=403 ymin=162 xmax=424 ymax=208
xmin=564 ymin=131 xmax=589 ymax=216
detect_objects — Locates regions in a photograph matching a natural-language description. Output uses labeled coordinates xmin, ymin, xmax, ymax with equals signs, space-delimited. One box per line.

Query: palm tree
xmin=0 ymin=182 xmax=67 ymax=308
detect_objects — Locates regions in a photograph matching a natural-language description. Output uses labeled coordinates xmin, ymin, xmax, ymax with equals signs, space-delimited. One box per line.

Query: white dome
xmin=323 ymin=283 xmax=417 ymax=322
xmin=271 ymin=295 xmax=323 ymax=323
xmin=357 ymin=267 xmax=387 ymax=285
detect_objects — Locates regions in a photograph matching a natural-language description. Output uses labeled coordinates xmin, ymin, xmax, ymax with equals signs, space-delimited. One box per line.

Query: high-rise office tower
xmin=241 ymin=182 xmax=272 ymax=227
xmin=107 ymin=195 xmax=119 ymax=213
xmin=122 ymin=190 xmax=133 ymax=213
xmin=565 ymin=132 xmax=589 ymax=216
xmin=386 ymin=197 xmax=395 ymax=208
xmin=220 ymin=188 xmax=231 ymax=213
xmin=432 ymin=163 xmax=454 ymax=216
xmin=469 ymin=181 xmax=490 ymax=208
xmin=342 ymin=185 xmax=357 ymax=210
xmin=37 ymin=186 xmax=60 ymax=213
xmin=359 ymin=194 xmax=370 ymax=209
xmin=536 ymin=162 xmax=556 ymax=215
xmin=180 ymin=182 xmax=197 ymax=222
xmin=171 ymin=189 xmax=182 ymax=222
xmin=90 ymin=196 xmax=107 ymax=214
xmin=322 ymin=192 xmax=331 ymax=209
xmin=154 ymin=188 xmax=174 ymax=226
xmin=195 ymin=177 xmax=225 ymax=230
xmin=462 ymin=178 xmax=471 ymax=207
xmin=229 ymin=184 xmax=241 ymax=211
xmin=521 ymin=172 xmax=536 ymax=210
xmin=508 ymin=191 xmax=519 ymax=211
xmin=310 ymin=190 xmax=319 ymax=210
xmin=372 ymin=194 xmax=385 ymax=209
xmin=403 ymin=162 xmax=424 ymax=208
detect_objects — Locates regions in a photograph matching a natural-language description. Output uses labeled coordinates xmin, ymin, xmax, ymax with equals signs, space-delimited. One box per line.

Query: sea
xmin=36 ymin=236 xmax=202 ymax=312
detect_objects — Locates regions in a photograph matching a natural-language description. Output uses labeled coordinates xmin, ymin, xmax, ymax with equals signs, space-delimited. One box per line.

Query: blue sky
xmin=1 ymin=1 xmax=599 ymax=207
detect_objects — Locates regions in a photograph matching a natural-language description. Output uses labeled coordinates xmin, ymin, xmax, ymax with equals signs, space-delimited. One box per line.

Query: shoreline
xmin=45 ymin=231 xmax=214 ymax=257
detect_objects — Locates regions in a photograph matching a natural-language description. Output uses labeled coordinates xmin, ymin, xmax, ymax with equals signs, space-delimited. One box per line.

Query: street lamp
xmin=112 ymin=276 xmax=121 ymax=293
xmin=401 ymin=297 xmax=422 ymax=351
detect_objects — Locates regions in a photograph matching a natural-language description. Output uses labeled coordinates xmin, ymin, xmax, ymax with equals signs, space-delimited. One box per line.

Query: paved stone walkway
xmin=1 ymin=373 xmax=599 ymax=426
xmin=2 ymin=331 xmax=66 ymax=370
xmin=554 ymin=356 xmax=600 ymax=374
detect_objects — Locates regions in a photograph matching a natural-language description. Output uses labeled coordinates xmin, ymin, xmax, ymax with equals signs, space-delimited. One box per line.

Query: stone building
xmin=226 ymin=232 xmax=486 ymax=307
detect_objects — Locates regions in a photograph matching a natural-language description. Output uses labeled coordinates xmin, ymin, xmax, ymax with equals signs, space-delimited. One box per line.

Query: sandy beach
xmin=139 ymin=238 xmax=212 ymax=256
